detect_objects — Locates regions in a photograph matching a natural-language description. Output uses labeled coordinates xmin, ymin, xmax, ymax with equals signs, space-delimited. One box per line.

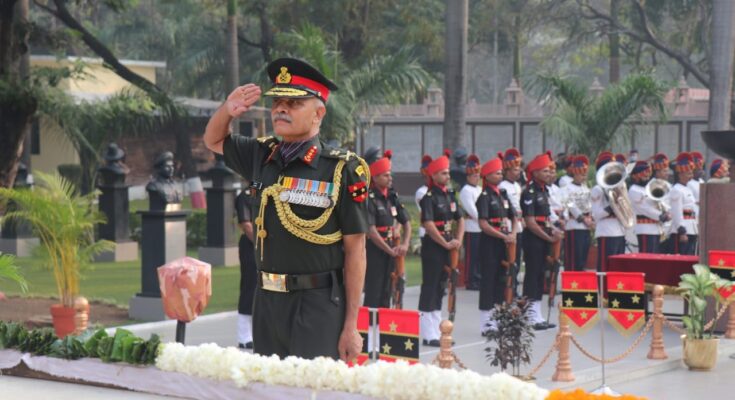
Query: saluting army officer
xmin=521 ymin=152 xmax=564 ymax=330
xmin=476 ymin=157 xmax=516 ymax=335
xmin=419 ymin=153 xmax=465 ymax=346
xmin=364 ymin=150 xmax=411 ymax=308
xmin=204 ymin=58 xmax=369 ymax=361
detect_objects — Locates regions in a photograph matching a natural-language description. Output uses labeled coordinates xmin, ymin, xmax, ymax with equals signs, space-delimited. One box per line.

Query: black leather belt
xmin=258 ymin=269 xmax=343 ymax=292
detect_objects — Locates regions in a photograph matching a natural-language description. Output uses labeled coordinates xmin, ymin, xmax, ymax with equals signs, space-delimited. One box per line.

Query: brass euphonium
xmin=596 ymin=161 xmax=635 ymax=228
xmin=645 ymin=178 xmax=672 ymax=240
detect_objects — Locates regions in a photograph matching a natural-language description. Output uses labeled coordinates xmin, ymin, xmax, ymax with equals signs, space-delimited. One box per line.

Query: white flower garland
xmin=155 ymin=343 xmax=548 ymax=400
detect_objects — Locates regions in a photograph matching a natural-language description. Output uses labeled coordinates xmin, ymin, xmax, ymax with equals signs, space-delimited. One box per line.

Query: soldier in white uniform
xmin=708 ymin=159 xmax=730 ymax=184
xmin=556 ymin=153 xmax=574 ymax=188
xmin=459 ymin=154 xmax=483 ymax=290
xmin=591 ymin=152 xmax=627 ymax=272
xmin=547 ymin=159 xmax=564 ymax=228
xmin=415 ymin=154 xmax=432 ymax=239
xmin=498 ymin=148 xmax=524 ymax=268
xmin=561 ymin=155 xmax=593 ymax=271
xmin=669 ymin=152 xmax=699 ymax=255
xmin=628 ymin=161 xmax=670 ymax=253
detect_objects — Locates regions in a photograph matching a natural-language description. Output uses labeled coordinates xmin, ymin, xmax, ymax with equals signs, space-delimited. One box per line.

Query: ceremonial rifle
xmin=545 ymin=236 xmax=562 ymax=324
xmin=444 ymin=248 xmax=460 ymax=322
xmin=500 ymin=240 xmax=518 ymax=304
xmin=390 ymin=229 xmax=406 ymax=309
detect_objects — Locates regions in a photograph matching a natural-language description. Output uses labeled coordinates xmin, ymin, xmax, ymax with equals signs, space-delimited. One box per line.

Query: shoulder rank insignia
xmin=348 ymin=181 xmax=368 ymax=203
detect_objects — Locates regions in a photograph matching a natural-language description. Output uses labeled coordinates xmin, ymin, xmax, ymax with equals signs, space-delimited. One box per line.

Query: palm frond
xmin=0 ymin=254 xmax=27 ymax=293
xmin=528 ymin=74 xmax=589 ymax=112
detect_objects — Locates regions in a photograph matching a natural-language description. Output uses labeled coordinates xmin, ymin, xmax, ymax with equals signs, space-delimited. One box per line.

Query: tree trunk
xmin=609 ymin=0 xmax=620 ymax=83
xmin=256 ymin=0 xmax=272 ymax=63
xmin=512 ymin=14 xmax=521 ymax=82
xmin=443 ymin=0 xmax=468 ymax=155
xmin=226 ymin=0 xmax=240 ymax=134
xmin=709 ymin=0 xmax=735 ymax=130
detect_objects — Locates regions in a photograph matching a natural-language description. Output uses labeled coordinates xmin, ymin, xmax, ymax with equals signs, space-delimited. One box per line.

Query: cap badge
xmin=276 ymin=67 xmax=292 ymax=84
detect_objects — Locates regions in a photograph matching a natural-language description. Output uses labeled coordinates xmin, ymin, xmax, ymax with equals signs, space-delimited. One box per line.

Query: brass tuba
xmin=645 ymin=178 xmax=672 ymax=240
xmin=596 ymin=161 xmax=635 ymax=228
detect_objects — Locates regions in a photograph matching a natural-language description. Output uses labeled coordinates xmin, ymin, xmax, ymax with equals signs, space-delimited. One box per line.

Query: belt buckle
xmin=261 ymin=272 xmax=289 ymax=292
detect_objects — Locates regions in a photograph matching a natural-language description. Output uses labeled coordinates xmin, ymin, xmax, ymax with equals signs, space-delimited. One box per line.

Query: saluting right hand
xmin=225 ymin=84 xmax=262 ymax=118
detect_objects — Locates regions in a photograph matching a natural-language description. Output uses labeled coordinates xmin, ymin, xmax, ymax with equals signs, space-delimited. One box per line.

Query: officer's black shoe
xmin=422 ymin=339 xmax=441 ymax=347
xmin=238 ymin=342 xmax=253 ymax=350
xmin=545 ymin=322 xmax=556 ymax=329
xmin=532 ymin=322 xmax=549 ymax=331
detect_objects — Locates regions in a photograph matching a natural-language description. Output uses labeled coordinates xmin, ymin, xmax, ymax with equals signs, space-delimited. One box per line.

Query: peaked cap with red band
xmin=651 ymin=153 xmax=670 ymax=170
xmin=673 ymin=152 xmax=695 ymax=173
xmin=595 ymin=151 xmax=615 ymax=170
xmin=568 ymin=155 xmax=590 ymax=175
xmin=370 ymin=150 xmax=393 ymax=177
xmin=631 ymin=161 xmax=652 ymax=178
xmin=264 ymin=58 xmax=338 ymax=103
xmin=526 ymin=151 xmax=553 ymax=176
xmin=481 ymin=158 xmax=503 ymax=177
xmin=691 ymin=151 xmax=704 ymax=168
xmin=466 ymin=154 xmax=481 ymax=174
xmin=498 ymin=148 xmax=522 ymax=169
xmin=426 ymin=152 xmax=450 ymax=176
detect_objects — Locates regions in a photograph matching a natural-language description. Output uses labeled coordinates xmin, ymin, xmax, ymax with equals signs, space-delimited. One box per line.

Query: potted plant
xmin=0 ymin=172 xmax=112 ymax=337
xmin=678 ymin=264 xmax=733 ymax=371
xmin=484 ymin=298 xmax=535 ymax=378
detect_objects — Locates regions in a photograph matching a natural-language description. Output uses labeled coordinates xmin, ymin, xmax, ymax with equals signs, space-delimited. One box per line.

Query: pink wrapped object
xmin=157 ymin=257 xmax=212 ymax=322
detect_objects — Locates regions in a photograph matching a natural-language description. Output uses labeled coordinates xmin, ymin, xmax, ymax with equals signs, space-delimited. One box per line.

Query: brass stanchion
xmin=725 ymin=302 xmax=735 ymax=339
xmin=552 ymin=306 xmax=574 ymax=382
xmin=438 ymin=320 xmax=455 ymax=369
xmin=647 ymin=285 xmax=668 ymax=360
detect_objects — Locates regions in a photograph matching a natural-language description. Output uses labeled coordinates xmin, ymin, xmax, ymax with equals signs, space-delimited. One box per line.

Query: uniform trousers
xmin=463 ymin=232 xmax=482 ymax=289
xmin=418 ymin=236 xmax=449 ymax=312
xmin=364 ymin=240 xmax=395 ymax=308
xmin=637 ymin=234 xmax=662 ymax=254
xmin=596 ymin=236 xmax=626 ymax=272
xmin=252 ymin=270 xmax=345 ymax=359
xmin=564 ymin=229 xmax=591 ymax=272
xmin=479 ymin=235 xmax=507 ymax=310
xmin=238 ymin=235 xmax=257 ymax=315
xmin=522 ymin=232 xmax=549 ymax=301
xmin=669 ymin=234 xmax=698 ymax=255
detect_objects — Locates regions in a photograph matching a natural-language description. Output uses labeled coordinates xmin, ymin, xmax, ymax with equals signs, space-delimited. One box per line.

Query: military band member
xmin=521 ymin=152 xmax=564 ymax=330
xmin=708 ymin=159 xmax=730 ymax=183
xmin=561 ymin=155 xmax=593 ymax=271
xmin=476 ymin=157 xmax=517 ymax=335
xmin=204 ymin=58 xmax=369 ymax=361
xmin=669 ymin=152 xmax=699 ymax=255
xmin=235 ymin=183 xmax=256 ymax=349
xmin=459 ymin=154 xmax=483 ymax=290
xmin=628 ymin=161 xmax=670 ymax=253
xmin=688 ymin=151 xmax=705 ymax=209
xmin=547 ymin=159 xmax=565 ymax=228
xmin=557 ymin=153 xmax=574 ymax=188
xmin=419 ymin=154 xmax=465 ymax=346
xmin=652 ymin=153 xmax=672 ymax=182
xmin=364 ymin=150 xmax=411 ymax=308
xmin=591 ymin=152 xmax=627 ymax=272
xmin=499 ymin=148 xmax=524 ymax=267
xmin=415 ymin=154 xmax=433 ymax=239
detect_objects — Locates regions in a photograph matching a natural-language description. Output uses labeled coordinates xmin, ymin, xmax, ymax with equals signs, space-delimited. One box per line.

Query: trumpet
xmin=645 ymin=178 xmax=671 ymax=241
xmin=596 ymin=162 xmax=635 ymax=229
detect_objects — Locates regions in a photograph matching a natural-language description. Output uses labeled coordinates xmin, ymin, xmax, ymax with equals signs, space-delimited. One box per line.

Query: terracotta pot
xmin=681 ymin=335 xmax=719 ymax=371
xmin=50 ymin=304 xmax=76 ymax=338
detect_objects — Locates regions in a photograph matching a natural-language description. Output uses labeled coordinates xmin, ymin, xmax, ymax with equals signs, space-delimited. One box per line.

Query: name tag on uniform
xmin=391 ymin=206 xmax=398 ymax=216
xmin=450 ymin=202 xmax=457 ymax=212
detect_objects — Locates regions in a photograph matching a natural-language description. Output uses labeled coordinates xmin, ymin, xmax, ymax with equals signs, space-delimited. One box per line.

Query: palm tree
xmin=225 ymin=0 xmax=240 ymax=134
xmin=708 ymin=0 xmax=735 ymax=130
xmin=0 ymin=172 xmax=112 ymax=307
xmin=273 ymin=24 xmax=433 ymax=144
xmin=444 ymin=0 xmax=468 ymax=153
xmin=0 ymin=254 xmax=27 ymax=293
xmin=530 ymin=73 xmax=669 ymax=157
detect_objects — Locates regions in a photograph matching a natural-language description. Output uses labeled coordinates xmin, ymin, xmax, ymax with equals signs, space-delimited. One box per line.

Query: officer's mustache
xmin=273 ymin=114 xmax=292 ymax=123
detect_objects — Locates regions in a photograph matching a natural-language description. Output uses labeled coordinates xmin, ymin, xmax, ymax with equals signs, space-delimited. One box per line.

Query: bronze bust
xmin=146 ymin=151 xmax=183 ymax=211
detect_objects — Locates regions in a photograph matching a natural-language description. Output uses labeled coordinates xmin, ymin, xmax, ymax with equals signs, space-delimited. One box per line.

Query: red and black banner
xmin=606 ymin=272 xmax=646 ymax=336
xmin=377 ymin=308 xmax=419 ymax=364
xmin=710 ymin=250 xmax=735 ymax=302
xmin=560 ymin=271 xmax=599 ymax=333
